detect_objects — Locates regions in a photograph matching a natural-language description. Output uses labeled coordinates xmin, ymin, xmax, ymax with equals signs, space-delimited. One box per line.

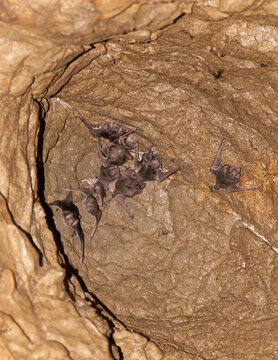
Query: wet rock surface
xmin=2 ymin=0 xmax=278 ymax=359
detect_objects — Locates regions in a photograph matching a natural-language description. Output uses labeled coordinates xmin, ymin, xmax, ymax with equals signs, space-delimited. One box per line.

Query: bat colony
xmin=50 ymin=117 xmax=261 ymax=262
xmin=49 ymin=116 xmax=183 ymax=262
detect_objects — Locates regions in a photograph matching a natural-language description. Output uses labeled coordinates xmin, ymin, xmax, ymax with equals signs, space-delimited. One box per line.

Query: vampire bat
xmin=76 ymin=115 xmax=136 ymax=141
xmin=210 ymin=137 xmax=261 ymax=193
xmin=135 ymin=145 xmax=182 ymax=183
xmin=100 ymin=164 xmax=121 ymax=187
xmin=49 ymin=191 xmax=85 ymax=263
xmin=115 ymin=133 xmax=139 ymax=151
xmin=81 ymin=177 xmax=106 ymax=207
xmin=64 ymin=187 xmax=102 ymax=242
xmin=113 ymin=169 xmax=146 ymax=220
xmin=97 ymin=138 xmax=133 ymax=167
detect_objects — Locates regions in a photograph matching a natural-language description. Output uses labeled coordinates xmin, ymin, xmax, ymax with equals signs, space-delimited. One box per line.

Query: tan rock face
xmin=2 ymin=0 xmax=278 ymax=359
xmin=45 ymin=13 xmax=278 ymax=359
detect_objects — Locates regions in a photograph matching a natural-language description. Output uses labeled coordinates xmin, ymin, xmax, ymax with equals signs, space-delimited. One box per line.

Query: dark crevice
xmin=66 ymin=267 xmax=126 ymax=359
xmin=209 ymin=69 xmax=224 ymax=79
xmin=36 ymin=99 xmax=66 ymax=266
xmin=35 ymin=99 xmax=124 ymax=359
xmin=172 ymin=12 xmax=187 ymax=24
xmin=158 ymin=12 xmax=187 ymax=32
xmin=45 ymin=45 xmax=95 ymax=98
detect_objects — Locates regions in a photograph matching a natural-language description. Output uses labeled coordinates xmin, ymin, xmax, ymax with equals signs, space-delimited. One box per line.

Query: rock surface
xmin=1 ymin=0 xmax=278 ymax=359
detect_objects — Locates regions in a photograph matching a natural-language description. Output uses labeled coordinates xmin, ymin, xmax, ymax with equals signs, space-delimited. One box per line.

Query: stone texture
xmin=2 ymin=0 xmax=278 ymax=359
xmin=1 ymin=1 xmax=192 ymax=359
xmin=46 ymin=10 xmax=278 ymax=360
xmin=0 ymin=195 xmax=112 ymax=359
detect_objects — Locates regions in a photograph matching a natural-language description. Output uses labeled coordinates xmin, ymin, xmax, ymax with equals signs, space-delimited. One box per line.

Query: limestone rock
xmin=46 ymin=11 xmax=278 ymax=359
xmin=1 ymin=0 xmax=278 ymax=359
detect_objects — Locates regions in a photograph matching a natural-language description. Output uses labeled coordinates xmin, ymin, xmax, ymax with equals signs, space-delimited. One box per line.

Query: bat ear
xmin=64 ymin=190 xmax=73 ymax=204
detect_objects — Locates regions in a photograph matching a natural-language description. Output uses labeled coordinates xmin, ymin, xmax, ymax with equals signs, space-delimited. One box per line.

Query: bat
xmin=49 ymin=191 xmax=85 ymax=262
xmin=135 ymin=145 xmax=182 ymax=182
xmin=113 ymin=169 xmax=146 ymax=220
xmin=64 ymin=187 xmax=102 ymax=243
xmin=210 ymin=137 xmax=261 ymax=192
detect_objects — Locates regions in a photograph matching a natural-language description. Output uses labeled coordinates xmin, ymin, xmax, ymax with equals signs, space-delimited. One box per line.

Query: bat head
xmin=143 ymin=146 xmax=158 ymax=162
xmin=125 ymin=134 xmax=138 ymax=148
xmin=108 ymin=120 xmax=124 ymax=136
xmin=150 ymin=146 xmax=159 ymax=155
xmin=64 ymin=211 xmax=79 ymax=227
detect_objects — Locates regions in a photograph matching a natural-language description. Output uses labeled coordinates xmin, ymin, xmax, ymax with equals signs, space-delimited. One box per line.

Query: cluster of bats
xmin=49 ymin=116 xmax=182 ymax=262
xmin=49 ymin=117 xmax=261 ymax=263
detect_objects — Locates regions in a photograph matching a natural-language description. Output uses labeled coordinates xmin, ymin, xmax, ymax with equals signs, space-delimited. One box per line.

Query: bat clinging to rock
xmin=64 ymin=187 xmax=102 ymax=242
xmin=76 ymin=115 xmax=136 ymax=142
xmin=115 ymin=133 xmax=139 ymax=151
xmin=49 ymin=191 xmax=85 ymax=263
xmin=81 ymin=177 xmax=106 ymax=207
xmin=135 ymin=145 xmax=183 ymax=183
xmin=99 ymin=164 xmax=121 ymax=187
xmin=113 ymin=169 xmax=146 ymax=220
xmin=98 ymin=138 xmax=133 ymax=167
xmin=210 ymin=137 xmax=261 ymax=193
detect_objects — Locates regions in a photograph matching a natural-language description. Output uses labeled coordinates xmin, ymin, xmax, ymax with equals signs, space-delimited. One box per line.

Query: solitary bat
xmin=210 ymin=137 xmax=261 ymax=192
xmin=64 ymin=187 xmax=102 ymax=242
xmin=49 ymin=191 xmax=85 ymax=263
xmin=113 ymin=169 xmax=146 ymax=220
xmin=135 ymin=145 xmax=182 ymax=182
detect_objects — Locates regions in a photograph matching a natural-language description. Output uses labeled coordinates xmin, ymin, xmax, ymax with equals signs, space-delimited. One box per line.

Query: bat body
xmin=81 ymin=177 xmax=106 ymax=207
xmin=210 ymin=138 xmax=261 ymax=192
xmin=113 ymin=169 xmax=146 ymax=220
xmin=49 ymin=192 xmax=85 ymax=262
xmin=98 ymin=139 xmax=133 ymax=167
xmin=64 ymin=187 xmax=102 ymax=242
xmin=135 ymin=146 xmax=182 ymax=182
xmin=100 ymin=164 xmax=121 ymax=187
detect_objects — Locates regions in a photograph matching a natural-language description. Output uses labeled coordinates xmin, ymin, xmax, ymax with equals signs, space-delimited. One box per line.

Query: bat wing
xmin=114 ymin=193 xmax=134 ymax=220
xmin=76 ymin=115 xmax=103 ymax=138
xmin=226 ymin=184 xmax=261 ymax=193
xmin=210 ymin=138 xmax=225 ymax=172
xmin=63 ymin=191 xmax=74 ymax=207
xmin=156 ymin=166 xmax=182 ymax=182
xmin=90 ymin=209 xmax=102 ymax=241
xmin=74 ymin=222 xmax=85 ymax=263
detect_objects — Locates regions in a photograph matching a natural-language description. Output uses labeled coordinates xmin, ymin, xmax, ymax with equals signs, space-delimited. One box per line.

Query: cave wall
xmin=1 ymin=1 xmax=278 ymax=359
